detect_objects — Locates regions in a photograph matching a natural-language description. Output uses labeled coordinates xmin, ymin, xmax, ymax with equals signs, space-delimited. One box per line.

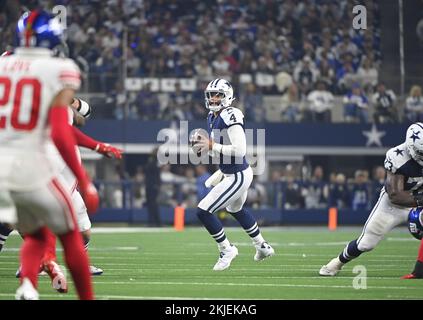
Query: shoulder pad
xmin=220 ymin=107 xmax=244 ymax=127
xmin=384 ymin=144 xmax=410 ymax=174
xmin=57 ymin=59 xmax=81 ymax=91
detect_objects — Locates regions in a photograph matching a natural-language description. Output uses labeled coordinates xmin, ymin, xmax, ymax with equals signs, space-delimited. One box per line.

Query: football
xmin=189 ymin=128 xmax=208 ymax=154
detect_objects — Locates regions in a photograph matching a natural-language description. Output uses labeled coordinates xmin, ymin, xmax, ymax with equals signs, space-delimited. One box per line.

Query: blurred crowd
xmin=6 ymin=0 xmax=417 ymax=124
xmin=96 ymin=163 xmax=386 ymax=212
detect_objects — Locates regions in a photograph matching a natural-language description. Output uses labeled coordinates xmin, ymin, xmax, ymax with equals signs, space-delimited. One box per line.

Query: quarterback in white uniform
xmin=320 ymin=123 xmax=423 ymax=277
xmin=192 ymin=78 xmax=274 ymax=271
xmin=0 ymin=10 xmax=99 ymax=299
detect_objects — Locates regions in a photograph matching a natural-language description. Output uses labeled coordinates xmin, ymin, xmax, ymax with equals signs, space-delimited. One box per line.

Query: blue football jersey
xmin=207 ymin=107 xmax=249 ymax=174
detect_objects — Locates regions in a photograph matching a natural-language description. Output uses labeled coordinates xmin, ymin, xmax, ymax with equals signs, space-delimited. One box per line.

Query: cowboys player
xmin=192 ymin=78 xmax=274 ymax=271
xmin=320 ymin=123 xmax=423 ymax=277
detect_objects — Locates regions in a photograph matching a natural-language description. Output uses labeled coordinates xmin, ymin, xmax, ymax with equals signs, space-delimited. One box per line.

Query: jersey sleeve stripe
xmin=59 ymin=74 xmax=80 ymax=79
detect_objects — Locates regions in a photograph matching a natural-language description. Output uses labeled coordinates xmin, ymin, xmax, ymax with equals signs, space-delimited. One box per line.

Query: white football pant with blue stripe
xmin=355 ymin=189 xmax=410 ymax=252
xmin=198 ymin=166 xmax=253 ymax=214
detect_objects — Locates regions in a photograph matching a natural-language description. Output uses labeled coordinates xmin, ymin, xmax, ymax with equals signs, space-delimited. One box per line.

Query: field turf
xmin=0 ymin=226 xmax=422 ymax=300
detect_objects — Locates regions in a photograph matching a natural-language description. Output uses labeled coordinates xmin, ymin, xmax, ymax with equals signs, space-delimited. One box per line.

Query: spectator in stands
xmin=191 ymin=80 xmax=209 ymax=119
xmin=306 ymin=81 xmax=335 ymax=123
xmin=162 ymin=82 xmax=193 ymax=121
xmin=337 ymin=56 xmax=358 ymax=93
xmin=126 ymin=47 xmax=141 ymax=76
xmin=94 ymin=48 xmax=119 ymax=92
xmin=238 ymin=50 xmax=255 ymax=74
xmin=357 ymin=57 xmax=379 ymax=92
xmin=371 ymin=166 xmax=386 ymax=206
xmin=283 ymin=176 xmax=304 ymax=210
xmin=350 ymin=170 xmax=371 ymax=211
xmin=110 ymin=82 xmax=135 ymax=120
xmin=317 ymin=59 xmax=336 ymax=93
xmin=294 ymin=56 xmax=319 ymax=98
xmin=267 ymin=170 xmax=283 ymax=209
xmin=132 ymin=166 xmax=146 ymax=208
xmin=180 ymin=168 xmax=197 ymax=208
xmin=137 ymin=82 xmax=161 ymax=120
xmin=101 ymin=28 xmax=120 ymax=51
xmin=195 ymin=58 xmax=213 ymax=81
xmin=247 ymin=179 xmax=268 ymax=209
xmin=243 ymin=83 xmax=264 ymax=122
xmin=405 ymin=85 xmax=423 ymax=123
xmin=145 ymin=149 xmax=162 ymax=227
xmin=0 ymin=0 xmax=383 ymax=100
xmin=343 ymin=84 xmax=369 ymax=123
xmin=302 ymin=166 xmax=329 ymax=209
xmin=159 ymin=164 xmax=187 ymax=208
xmin=212 ymin=53 xmax=231 ymax=78
xmin=372 ymin=83 xmax=397 ymax=124
xmin=328 ymin=173 xmax=350 ymax=209
xmin=277 ymin=75 xmax=301 ymax=122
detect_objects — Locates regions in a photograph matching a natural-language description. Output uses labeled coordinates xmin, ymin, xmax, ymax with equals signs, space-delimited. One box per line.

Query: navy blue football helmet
xmin=408 ymin=208 xmax=423 ymax=240
xmin=16 ymin=10 xmax=63 ymax=50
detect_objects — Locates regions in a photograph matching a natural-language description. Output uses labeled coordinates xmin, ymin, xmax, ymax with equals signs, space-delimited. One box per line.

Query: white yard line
xmin=0 ymin=280 xmax=419 ymax=291
xmin=69 ymin=280 xmax=423 ymax=290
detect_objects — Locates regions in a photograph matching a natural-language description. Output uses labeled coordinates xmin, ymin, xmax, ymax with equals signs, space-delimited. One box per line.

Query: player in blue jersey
xmin=192 ymin=78 xmax=274 ymax=271
xmin=320 ymin=123 xmax=423 ymax=277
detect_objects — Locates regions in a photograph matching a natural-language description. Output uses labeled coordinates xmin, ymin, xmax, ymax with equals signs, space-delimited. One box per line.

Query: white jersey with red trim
xmin=45 ymin=108 xmax=80 ymax=193
xmin=0 ymin=47 xmax=81 ymax=191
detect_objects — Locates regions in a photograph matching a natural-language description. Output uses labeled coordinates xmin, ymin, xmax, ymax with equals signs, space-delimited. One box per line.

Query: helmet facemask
xmin=205 ymin=90 xmax=226 ymax=112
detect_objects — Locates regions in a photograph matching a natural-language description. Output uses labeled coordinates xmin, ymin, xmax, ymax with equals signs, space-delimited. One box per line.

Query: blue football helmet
xmin=16 ymin=10 xmax=63 ymax=50
xmin=408 ymin=208 xmax=423 ymax=240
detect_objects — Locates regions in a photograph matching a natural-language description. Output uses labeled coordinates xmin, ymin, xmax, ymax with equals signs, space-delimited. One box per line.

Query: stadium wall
xmin=82 ymin=120 xmax=408 ymax=148
xmin=90 ymin=208 xmax=371 ymax=226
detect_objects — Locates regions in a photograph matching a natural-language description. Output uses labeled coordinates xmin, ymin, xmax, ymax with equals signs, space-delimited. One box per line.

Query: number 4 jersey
xmin=384 ymin=143 xmax=423 ymax=192
xmin=0 ymin=47 xmax=81 ymax=191
xmin=207 ymin=107 xmax=249 ymax=174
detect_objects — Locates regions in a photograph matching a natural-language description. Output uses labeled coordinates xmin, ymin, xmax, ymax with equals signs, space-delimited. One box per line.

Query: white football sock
xmin=218 ymin=239 xmax=231 ymax=251
xmin=252 ymin=234 xmax=265 ymax=246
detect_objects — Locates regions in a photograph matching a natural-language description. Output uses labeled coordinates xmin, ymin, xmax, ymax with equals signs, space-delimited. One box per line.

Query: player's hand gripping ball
xmin=189 ymin=128 xmax=209 ymax=154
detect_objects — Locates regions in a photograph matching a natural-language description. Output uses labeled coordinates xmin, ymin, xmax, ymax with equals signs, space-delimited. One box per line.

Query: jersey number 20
xmin=0 ymin=77 xmax=41 ymax=131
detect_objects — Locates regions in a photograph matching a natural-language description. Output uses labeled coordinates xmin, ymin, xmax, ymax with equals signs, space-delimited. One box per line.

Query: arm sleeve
xmin=72 ymin=126 xmax=99 ymax=150
xmin=212 ymin=124 xmax=246 ymax=157
xmin=49 ymin=106 xmax=87 ymax=183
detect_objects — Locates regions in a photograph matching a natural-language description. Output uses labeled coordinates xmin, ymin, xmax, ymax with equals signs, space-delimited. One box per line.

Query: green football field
xmin=1 ymin=226 xmax=422 ymax=300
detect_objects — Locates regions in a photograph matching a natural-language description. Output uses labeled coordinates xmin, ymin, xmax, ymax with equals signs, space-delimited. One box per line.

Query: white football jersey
xmin=45 ymin=108 xmax=81 ymax=193
xmin=0 ymin=47 xmax=81 ymax=191
xmin=384 ymin=142 xmax=423 ymax=192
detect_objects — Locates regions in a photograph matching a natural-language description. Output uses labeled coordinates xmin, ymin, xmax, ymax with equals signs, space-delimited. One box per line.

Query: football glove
xmin=95 ymin=143 xmax=123 ymax=159
xmin=205 ymin=169 xmax=224 ymax=188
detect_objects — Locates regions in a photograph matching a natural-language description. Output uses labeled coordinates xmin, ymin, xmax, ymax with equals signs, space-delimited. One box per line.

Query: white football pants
xmin=198 ymin=166 xmax=253 ymax=214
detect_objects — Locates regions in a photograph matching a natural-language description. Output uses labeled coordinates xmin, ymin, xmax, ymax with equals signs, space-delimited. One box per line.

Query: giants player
xmin=0 ymin=10 xmax=98 ymax=299
xmin=320 ymin=122 xmax=423 ymax=278
xmin=402 ymin=209 xmax=423 ymax=279
xmin=29 ymin=97 xmax=122 ymax=292
xmin=192 ymin=78 xmax=274 ymax=271
xmin=0 ymin=64 xmax=122 ymax=291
